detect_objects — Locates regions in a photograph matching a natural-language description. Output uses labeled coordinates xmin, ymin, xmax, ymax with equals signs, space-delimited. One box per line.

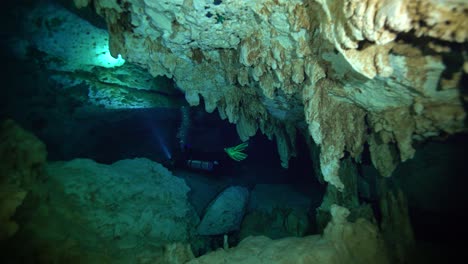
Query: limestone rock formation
xmin=1 ymin=157 xmax=199 ymax=263
xmin=17 ymin=2 xmax=184 ymax=110
xmin=316 ymin=157 xmax=375 ymax=231
xmin=189 ymin=204 xmax=390 ymax=264
xmin=75 ymin=0 xmax=467 ymax=190
xmin=46 ymin=158 xmax=199 ymax=247
xmin=0 ymin=119 xmax=47 ymax=187
xmin=0 ymin=119 xmax=47 ymax=240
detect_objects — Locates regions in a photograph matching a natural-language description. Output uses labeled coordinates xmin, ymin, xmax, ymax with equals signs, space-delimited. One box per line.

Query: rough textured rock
xmin=0 ymin=121 xmax=199 ymax=263
xmin=78 ymin=0 xmax=467 ymax=189
xmin=46 ymin=158 xmax=199 ymax=247
xmin=0 ymin=119 xmax=47 ymax=186
xmin=0 ymin=119 xmax=47 ymax=240
xmin=189 ymin=204 xmax=390 ymax=264
xmin=316 ymin=157 xmax=375 ymax=231
xmin=323 ymin=204 xmax=390 ymax=264
xmin=197 ymin=186 xmax=249 ymax=235
xmin=17 ymin=2 xmax=184 ymax=110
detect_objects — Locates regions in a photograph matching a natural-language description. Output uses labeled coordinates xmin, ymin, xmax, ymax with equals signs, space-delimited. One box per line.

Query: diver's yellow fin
xmin=224 ymin=142 xmax=248 ymax=161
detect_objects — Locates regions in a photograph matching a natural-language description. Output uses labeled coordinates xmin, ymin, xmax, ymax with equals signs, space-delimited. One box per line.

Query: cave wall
xmin=74 ymin=0 xmax=467 ymax=189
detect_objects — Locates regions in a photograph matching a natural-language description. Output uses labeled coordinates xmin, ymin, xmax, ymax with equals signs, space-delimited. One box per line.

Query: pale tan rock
xmin=409 ymin=0 xmax=468 ymax=43
xmin=188 ymin=205 xmax=390 ymax=264
xmin=304 ymin=79 xmax=367 ymax=190
xmin=89 ymin=0 xmax=467 ymax=187
xmin=368 ymin=133 xmax=398 ymax=177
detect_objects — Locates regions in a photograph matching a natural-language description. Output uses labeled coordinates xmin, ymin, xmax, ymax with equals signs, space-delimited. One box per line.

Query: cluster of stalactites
xmin=76 ymin=0 xmax=467 ymax=190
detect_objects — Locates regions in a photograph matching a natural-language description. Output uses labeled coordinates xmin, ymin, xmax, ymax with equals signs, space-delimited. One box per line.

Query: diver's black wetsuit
xmin=164 ymin=145 xmax=235 ymax=174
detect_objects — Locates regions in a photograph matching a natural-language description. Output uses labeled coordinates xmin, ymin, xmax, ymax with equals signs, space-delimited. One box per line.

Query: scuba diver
xmin=163 ymin=105 xmax=249 ymax=173
xmin=164 ymin=141 xmax=249 ymax=174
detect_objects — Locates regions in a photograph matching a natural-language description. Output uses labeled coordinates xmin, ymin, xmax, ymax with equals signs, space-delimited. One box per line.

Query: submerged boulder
xmin=198 ymin=186 xmax=249 ymax=235
xmin=46 ymin=158 xmax=199 ymax=248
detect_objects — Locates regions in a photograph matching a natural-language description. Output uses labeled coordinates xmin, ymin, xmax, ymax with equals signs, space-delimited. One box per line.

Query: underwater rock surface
xmin=14 ymin=2 xmax=184 ymax=110
xmin=78 ymin=0 xmax=467 ymax=190
xmin=190 ymin=205 xmax=390 ymax=264
xmin=0 ymin=1 xmax=466 ymax=262
xmin=197 ymin=186 xmax=249 ymax=235
xmin=0 ymin=119 xmax=47 ymax=240
xmin=46 ymin=158 xmax=199 ymax=248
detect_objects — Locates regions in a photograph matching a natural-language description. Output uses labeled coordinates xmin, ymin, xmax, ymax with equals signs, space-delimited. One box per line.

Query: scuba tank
xmin=186 ymin=160 xmax=219 ymax=172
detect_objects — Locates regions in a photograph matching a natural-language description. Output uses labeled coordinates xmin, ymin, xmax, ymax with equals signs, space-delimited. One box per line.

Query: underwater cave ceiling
xmin=19 ymin=2 xmax=185 ymax=109
xmin=69 ymin=0 xmax=467 ymax=190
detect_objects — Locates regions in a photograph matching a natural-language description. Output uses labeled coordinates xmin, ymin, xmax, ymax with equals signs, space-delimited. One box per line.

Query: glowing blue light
xmin=93 ymin=46 xmax=125 ymax=68
xmin=161 ymin=141 xmax=172 ymax=160
xmin=156 ymin=132 xmax=172 ymax=160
